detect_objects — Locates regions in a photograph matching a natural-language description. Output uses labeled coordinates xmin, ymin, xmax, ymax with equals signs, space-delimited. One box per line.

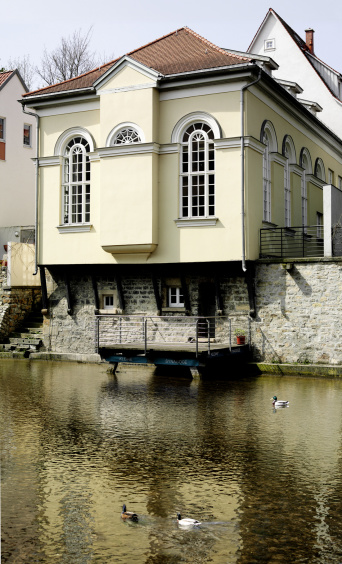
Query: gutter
xmin=240 ymin=68 xmax=262 ymax=272
xmin=22 ymin=105 xmax=39 ymax=275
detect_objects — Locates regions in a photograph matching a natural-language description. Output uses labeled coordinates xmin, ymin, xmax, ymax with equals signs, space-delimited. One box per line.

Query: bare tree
xmin=3 ymin=55 xmax=36 ymax=91
xmin=36 ymin=27 xmax=100 ymax=86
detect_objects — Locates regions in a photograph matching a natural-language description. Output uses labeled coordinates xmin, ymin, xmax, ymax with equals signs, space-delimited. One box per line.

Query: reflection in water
xmin=1 ymin=360 xmax=342 ymax=563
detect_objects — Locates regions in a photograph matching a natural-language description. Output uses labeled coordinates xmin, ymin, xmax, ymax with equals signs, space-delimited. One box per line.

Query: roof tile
xmin=23 ymin=27 xmax=251 ymax=97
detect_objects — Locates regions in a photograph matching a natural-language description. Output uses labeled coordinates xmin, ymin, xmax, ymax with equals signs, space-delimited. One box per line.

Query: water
xmin=1 ymin=360 xmax=342 ymax=563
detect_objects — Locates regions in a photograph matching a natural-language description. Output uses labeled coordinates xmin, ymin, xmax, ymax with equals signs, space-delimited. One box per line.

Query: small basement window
xmin=168 ymin=287 xmax=184 ymax=308
xmin=103 ymin=294 xmax=114 ymax=309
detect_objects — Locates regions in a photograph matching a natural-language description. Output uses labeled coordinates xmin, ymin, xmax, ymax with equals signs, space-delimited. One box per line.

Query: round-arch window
xmin=112 ymin=128 xmax=141 ymax=145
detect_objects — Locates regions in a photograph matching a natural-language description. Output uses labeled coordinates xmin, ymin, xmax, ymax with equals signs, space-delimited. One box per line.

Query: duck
xmin=271 ymin=396 xmax=289 ymax=407
xmin=121 ymin=504 xmax=138 ymax=522
xmin=177 ymin=513 xmax=201 ymax=527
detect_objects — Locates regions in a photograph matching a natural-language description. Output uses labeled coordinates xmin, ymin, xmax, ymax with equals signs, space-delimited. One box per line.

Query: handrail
xmin=95 ymin=314 xmax=250 ymax=354
xmin=260 ymin=225 xmax=324 ymax=258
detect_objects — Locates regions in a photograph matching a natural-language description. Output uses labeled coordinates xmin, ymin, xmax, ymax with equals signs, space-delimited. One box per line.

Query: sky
xmin=2 ymin=0 xmax=342 ymax=89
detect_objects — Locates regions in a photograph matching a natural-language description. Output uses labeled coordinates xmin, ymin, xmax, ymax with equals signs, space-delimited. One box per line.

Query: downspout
xmin=22 ymin=105 xmax=39 ymax=275
xmin=240 ymin=68 xmax=262 ymax=272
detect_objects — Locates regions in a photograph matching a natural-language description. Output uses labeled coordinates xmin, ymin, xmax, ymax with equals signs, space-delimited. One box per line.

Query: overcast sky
xmin=2 ymin=0 xmax=341 ymax=88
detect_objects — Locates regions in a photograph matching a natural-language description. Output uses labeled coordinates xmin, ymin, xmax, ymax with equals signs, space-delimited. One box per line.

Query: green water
xmin=1 ymin=359 xmax=342 ymax=563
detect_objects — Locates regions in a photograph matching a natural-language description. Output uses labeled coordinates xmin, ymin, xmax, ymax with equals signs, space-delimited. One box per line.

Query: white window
xmin=283 ymin=143 xmax=291 ymax=227
xmin=315 ymin=158 xmax=325 ymax=182
xmin=62 ymin=136 xmax=91 ymax=224
xmin=299 ymin=148 xmax=312 ymax=229
xmin=168 ymin=287 xmax=184 ymax=307
xmin=103 ymin=295 xmax=114 ymax=309
xmin=317 ymin=212 xmax=323 ymax=238
xmin=338 ymin=176 xmax=342 ymax=190
xmin=181 ymin=122 xmax=215 ymax=218
xmin=264 ymin=39 xmax=275 ymax=50
xmin=263 ymin=131 xmax=271 ymax=222
xmin=0 ymin=117 xmax=5 ymax=141
xmin=23 ymin=124 xmax=31 ymax=146
xmin=112 ymin=127 xmax=141 ymax=145
xmin=328 ymin=169 xmax=334 ymax=185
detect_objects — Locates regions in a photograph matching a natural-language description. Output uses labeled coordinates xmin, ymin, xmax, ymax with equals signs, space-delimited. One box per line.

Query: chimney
xmin=305 ymin=28 xmax=314 ymax=54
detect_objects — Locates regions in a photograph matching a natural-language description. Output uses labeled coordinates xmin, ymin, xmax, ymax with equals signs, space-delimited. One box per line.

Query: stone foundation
xmin=41 ymin=259 xmax=342 ymax=365
xmin=253 ymin=259 xmax=342 ymax=365
xmin=0 ymin=266 xmax=42 ymax=341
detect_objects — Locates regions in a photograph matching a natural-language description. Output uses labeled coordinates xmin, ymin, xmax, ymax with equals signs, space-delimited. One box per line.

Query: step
xmin=12 ymin=331 xmax=43 ymax=339
xmin=9 ymin=337 xmax=42 ymax=346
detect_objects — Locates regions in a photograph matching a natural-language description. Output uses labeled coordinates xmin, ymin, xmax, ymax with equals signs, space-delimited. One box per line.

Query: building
xmin=0 ymin=70 xmax=36 ymax=253
xmin=248 ymin=8 xmax=342 ymax=153
xmin=21 ymin=27 xmax=342 ymax=359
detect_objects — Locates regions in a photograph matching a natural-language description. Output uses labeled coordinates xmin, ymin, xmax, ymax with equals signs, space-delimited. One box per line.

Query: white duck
xmin=177 ymin=513 xmax=201 ymax=527
xmin=272 ymin=395 xmax=289 ymax=408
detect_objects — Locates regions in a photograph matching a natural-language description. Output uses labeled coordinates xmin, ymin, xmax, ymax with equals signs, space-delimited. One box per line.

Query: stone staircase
xmin=0 ymin=308 xmax=45 ymax=358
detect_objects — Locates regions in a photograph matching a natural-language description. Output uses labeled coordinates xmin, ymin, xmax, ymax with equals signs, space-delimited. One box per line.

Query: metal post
xmin=248 ymin=317 xmax=251 ymax=350
xmin=229 ymin=318 xmax=232 ymax=351
xmin=302 ymin=225 xmax=305 ymax=257
xmin=206 ymin=319 xmax=211 ymax=355
xmin=95 ymin=316 xmax=100 ymax=354
xmin=144 ymin=318 xmax=148 ymax=356
xmin=195 ymin=319 xmax=199 ymax=358
xmin=119 ymin=316 xmax=122 ymax=343
xmin=281 ymin=227 xmax=283 ymax=258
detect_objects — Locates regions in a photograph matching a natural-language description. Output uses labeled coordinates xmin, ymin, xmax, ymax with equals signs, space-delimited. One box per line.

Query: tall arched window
xmin=300 ymin=148 xmax=312 ymax=228
xmin=262 ymin=131 xmax=271 ymax=222
xmin=282 ymin=136 xmax=296 ymax=227
xmin=181 ymin=122 xmax=215 ymax=218
xmin=62 ymin=136 xmax=91 ymax=224
xmin=261 ymin=121 xmax=277 ymax=223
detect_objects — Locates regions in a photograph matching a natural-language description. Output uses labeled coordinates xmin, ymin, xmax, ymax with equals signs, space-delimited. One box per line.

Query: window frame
xmin=168 ymin=287 xmax=185 ymax=308
xmin=0 ymin=117 xmax=5 ymax=141
xmin=62 ymin=136 xmax=91 ymax=226
xmin=180 ymin=122 xmax=215 ymax=219
xmin=23 ymin=123 xmax=32 ymax=147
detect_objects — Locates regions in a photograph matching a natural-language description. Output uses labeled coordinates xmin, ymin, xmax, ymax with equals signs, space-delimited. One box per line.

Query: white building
xmin=0 ymin=70 xmax=36 ymax=254
xmin=248 ymin=8 xmax=342 ymax=168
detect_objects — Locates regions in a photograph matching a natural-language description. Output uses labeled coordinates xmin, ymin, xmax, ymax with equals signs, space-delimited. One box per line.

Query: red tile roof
xmin=23 ymin=27 xmax=252 ymax=98
xmin=0 ymin=70 xmax=14 ymax=89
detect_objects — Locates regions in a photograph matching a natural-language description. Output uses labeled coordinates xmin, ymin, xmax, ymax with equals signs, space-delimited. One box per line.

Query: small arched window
xmin=180 ymin=122 xmax=215 ymax=218
xmin=314 ymin=158 xmax=326 ymax=182
xmin=62 ymin=136 xmax=91 ymax=224
xmin=282 ymin=135 xmax=296 ymax=227
xmin=261 ymin=121 xmax=277 ymax=223
xmin=300 ymin=148 xmax=312 ymax=227
xmin=112 ymin=127 xmax=141 ymax=145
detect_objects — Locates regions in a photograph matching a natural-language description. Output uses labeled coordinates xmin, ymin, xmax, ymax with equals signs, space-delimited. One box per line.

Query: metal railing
xmin=260 ymin=225 xmax=324 ymax=258
xmin=95 ymin=315 xmax=251 ymax=356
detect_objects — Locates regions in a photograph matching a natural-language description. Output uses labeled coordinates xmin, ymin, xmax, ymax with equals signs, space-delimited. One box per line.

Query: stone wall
xmin=0 ymin=266 xmax=42 ymax=341
xmin=43 ymin=265 xmax=251 ymax=354
xmin=253 ymin=259 xmax=342 ymax=365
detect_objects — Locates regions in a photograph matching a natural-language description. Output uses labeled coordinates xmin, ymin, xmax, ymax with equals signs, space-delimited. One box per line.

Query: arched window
xmin=112 ymin=127 xmax=141 ymax=145
xmin=314 ymin=158 xmax=326 ymax=182
xmin=106 ymin=122 xmax=144 ymax=146
xmin=261 ymin=121 xmax=277 ymax=223
xmin=282 ymin=135 xmax=296 ymax=227
xmin=180 ymin=122 xmax=215 ymax=218
xmin=62 ymin=136 xmax=91 ymax=224
xmin=300 ymin=148 xmax=312 ymax=227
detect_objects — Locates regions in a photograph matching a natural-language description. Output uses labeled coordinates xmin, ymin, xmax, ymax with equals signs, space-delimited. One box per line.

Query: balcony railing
xmin=95 ymin=315 xmax=251 ymax=356
xmin=260 ymin=225 xmax=324 ymax=259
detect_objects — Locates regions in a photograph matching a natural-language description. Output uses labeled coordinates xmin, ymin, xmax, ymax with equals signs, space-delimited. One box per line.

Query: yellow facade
xmin=32 ymin=63 xmax=342 ymax=266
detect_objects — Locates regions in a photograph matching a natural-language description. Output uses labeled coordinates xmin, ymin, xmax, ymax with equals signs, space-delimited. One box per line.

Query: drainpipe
xmin=240 ymin=68 xmax=262 ymax=272
xmin=22 ymin=105 xmax=39 ymax=275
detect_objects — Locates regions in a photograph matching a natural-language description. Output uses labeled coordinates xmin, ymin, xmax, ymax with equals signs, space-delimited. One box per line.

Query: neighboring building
xmin=21 ymin=27 xmax=342 ymax=356
xmin=0 ymin=70 xmax=36 ymax=253
xmin=248 ymin=8 xmax=342 ymax=145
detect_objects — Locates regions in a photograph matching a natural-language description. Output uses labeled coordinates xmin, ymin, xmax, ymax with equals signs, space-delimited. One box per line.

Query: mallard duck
xmin=177 ymin=513 xmax=201 ymax=527
xmin=121 ymin=504 xmax=138 ymax=522
xmin=271 ymin=396 xmax=289 ymax=407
